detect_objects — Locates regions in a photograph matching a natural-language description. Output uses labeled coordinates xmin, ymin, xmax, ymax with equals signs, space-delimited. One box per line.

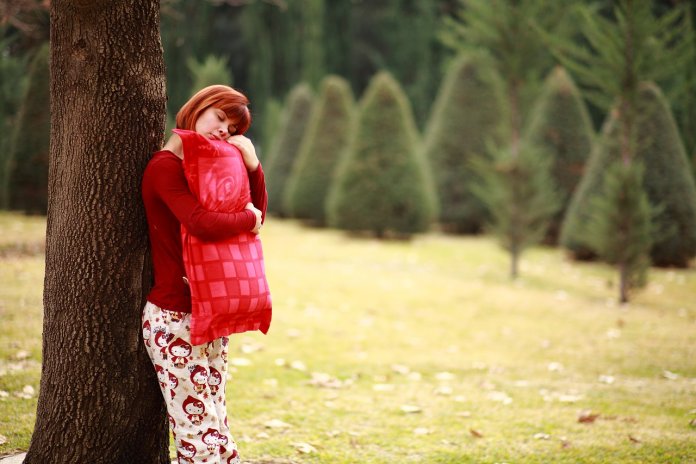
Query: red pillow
xmin=174 ymin=129 xmax=272 ymax=345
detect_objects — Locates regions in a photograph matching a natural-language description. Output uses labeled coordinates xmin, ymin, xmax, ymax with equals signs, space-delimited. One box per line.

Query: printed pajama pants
xmin=142 ymin=301 xmax=241 ymax=464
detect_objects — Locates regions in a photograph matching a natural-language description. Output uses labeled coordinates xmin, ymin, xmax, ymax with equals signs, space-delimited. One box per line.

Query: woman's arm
xmin=145 ymin=155 xmax=260 ymax=241
xmin=228 ymin=135 xmax=268 ymax=222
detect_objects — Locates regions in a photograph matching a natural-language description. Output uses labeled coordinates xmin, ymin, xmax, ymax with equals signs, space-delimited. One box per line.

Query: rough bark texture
xmin=25 ymin=1 xmax=169 ymax=463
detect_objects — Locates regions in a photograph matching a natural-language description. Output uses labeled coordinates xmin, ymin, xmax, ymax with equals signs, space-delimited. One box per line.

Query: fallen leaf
xmin=534 ymin=433 xmax=550 ymax=440
xmin=547 ymin=362 xmax=564 ymax=372
xmin=453 ymin=395 xmax=466 ymax=403
xmin=373 ymin=383 xmax=395 ymax=392
xmin=0 ymin=390 xmax=9 ymax=398
xmin=309 ymin=372 xmax=344 ymax=389
xmin=469 ymin=428 xmax=484 ymax=438
xmin=391 ymin=364 xmax=410 ymax=375
xmin=230 ymin=357 xmax=252 ymax=367
xmin=434 ymin=385 xmax=453 ymax=396
xmin=557 ymin=394 xmax=583 ymax=403
xmin=293 ymin=442 xmax=317 ymax=454
xmin=0 ymin=434 xmax=6 ymax=445
xmin=598 ymin=375 xmax=615 ymax=384
xmin=560 ymin=437 xmax=571 ymax=449
xmin=628 ymin=435 xmax=642 ymax=443
xmin=264 ymin=419 xmax=291 ymax=429
xmin=14 ymin=350 xmax=30 ymax=360
xmin=290 ymin=360 xmax=307 ymax=372
xmin=662 ymin=370 xmax=679 ymax=380
xmin=274 ymin=358 xmax=287 ymax=367
xmin=326 ymin=430 xmax=341 ymax=438
xmin=435 ymin=371 xmax=455 ymax=381
xmin=400 ymin=405 xmax=422 ymax=414
xmin=263 ymin=378 xmax=278 ymax=388
xmin=606 ymin=329 xmax=621 ymax=339
xmin=255 ymin=432 xmax=270 ymax=439
xmin=578 ymin=410 xmax=600 ymax=424
xmin=413 ymin=427 xmax=430 ymax=435
xmin=407 ymin=372 xmax=422 ymax=381
xmin=487 ymin=391 xmax=512 ymax=405
xmin=239 ymin=342 xmax=264 ymax=354
xmin=689 ymin=418 xmax=696 ymax=428
xmin=286 ymin=328 xmax=302 ymax=338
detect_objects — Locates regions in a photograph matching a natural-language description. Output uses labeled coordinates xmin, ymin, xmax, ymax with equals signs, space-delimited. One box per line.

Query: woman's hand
xmin=245 ymin=202 xmax=263 ymax=234
xmin=227 ymin=135 xmax=260 ymax=172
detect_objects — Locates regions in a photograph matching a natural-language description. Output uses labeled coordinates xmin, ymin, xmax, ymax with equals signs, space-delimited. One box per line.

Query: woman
xmin=141 ymin=85 xmax=266 ymax=463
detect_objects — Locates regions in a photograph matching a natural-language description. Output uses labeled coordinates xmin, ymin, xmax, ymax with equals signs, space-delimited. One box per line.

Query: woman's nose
xmin=217 ymin=127 xmax=228 ymax=137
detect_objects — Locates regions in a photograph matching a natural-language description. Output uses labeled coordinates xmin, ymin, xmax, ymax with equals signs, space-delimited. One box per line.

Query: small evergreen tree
xmin=186 ymin=54 xmax=232 ymax=91
xmin=583 ymin=161 xmax=654 ymax=303
xmin=0 ymin=35 xmax=28 ymax=209
xmin=525 ymin=66 xmax=595 ymax=244
xmin=442 ymin=0 xmax=573 ymax=276
xmin=258 ymin=97 xmax=283 ymax=163
xmin=263 ymin=83 xmax=314 ymax=216
xmin=327 ymin=72 xmax=436 ymax=238
xmin=422 ymin=53 xmax=508 ymax=234
xmin=470 ymin=144 xmax=560 ymax=278
xmin=284 ymin=75 xmax=354 ymax=225
xmin=8 ymin=43 xmax=49 ymax=213
xmin=554 ymin=0 xmax=694 ymax=300
xmin=635 ymin=83 xmax=696 ymax=267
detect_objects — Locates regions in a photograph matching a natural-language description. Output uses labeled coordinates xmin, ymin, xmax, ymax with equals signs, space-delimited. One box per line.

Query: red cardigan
xmin=142 ymin=149 xmax=268 ymax=312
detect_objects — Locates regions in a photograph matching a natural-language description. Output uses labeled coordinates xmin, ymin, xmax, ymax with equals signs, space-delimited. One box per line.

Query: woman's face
xmin=194 ymin=106 xmax=237 ymax=140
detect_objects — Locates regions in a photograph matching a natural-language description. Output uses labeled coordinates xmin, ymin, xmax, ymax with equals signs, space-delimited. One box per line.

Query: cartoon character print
xmin=182 ymin=395 xmax=205 ymax=425
xmin=177 ymin=439 xmax=197 ymax=464
xmin=170 ymin=310 xmax=184 ymax=323
xmin=168 ymin=372 xmax=178 ymax=398
xmin=155 ymin=364 xmax=167 ymax=389
xmin=169 ymin=338 xmax=192 ymax=368
xmin=208 ymin=367 xmax=222 ymax=395
xmin=221 ymin=337 xmax=229 ymax=363
xmin=217 ymin=432 xmax=229 ymax=455
xmin=189 ymin=365 xmax=209 ymax=394
xmin=154 ymin=330 xmax=173 ymax=357
xmin=142 ymin=320 xmax=151 ymax=347
xmin=168 ymin=414 xmax=176 ymax=431
xmin=227 ymin=448 xmax=241 ymax=464
xmin=202 ymin=428 xmax=220 ymax=452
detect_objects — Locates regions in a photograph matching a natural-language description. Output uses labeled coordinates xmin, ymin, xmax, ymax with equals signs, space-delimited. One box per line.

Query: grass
xmin=0 ymin=211 xmax=695 ymax=463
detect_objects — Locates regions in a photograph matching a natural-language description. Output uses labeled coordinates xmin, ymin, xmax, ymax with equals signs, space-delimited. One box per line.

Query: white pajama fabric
xmin=142 ymin=301 xmax=241 ymax=464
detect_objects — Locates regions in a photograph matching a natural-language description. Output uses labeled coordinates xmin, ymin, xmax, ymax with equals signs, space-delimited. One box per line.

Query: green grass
xmin=1 ymin=211 xmax=695 ymax=463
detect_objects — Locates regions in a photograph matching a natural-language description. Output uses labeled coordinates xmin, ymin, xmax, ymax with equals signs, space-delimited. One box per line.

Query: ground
xmin=0 ymin=213 xmax=695 ymax=463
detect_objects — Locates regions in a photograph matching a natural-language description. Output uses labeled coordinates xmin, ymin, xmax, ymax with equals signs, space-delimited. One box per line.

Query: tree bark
xmin=25 ymin=1 xmax=169 ymax=463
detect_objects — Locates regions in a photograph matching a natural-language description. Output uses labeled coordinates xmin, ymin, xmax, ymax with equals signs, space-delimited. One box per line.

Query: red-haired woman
xmin=141 ymin=85 xmax=265 ymax=463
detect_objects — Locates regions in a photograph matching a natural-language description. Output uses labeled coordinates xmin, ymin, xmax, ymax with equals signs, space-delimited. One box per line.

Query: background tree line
xmin=2 ymin=0 xmax=696 ymax=302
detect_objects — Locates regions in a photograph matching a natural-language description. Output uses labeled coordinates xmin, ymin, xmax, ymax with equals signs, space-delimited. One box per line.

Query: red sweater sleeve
xmin=248 ymin=164 xmax=268 ymax=223
xmin=144 ymin=152 xmax=256 ymax=241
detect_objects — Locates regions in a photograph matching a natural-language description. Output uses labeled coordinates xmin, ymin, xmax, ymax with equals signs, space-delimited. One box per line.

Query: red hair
xmin=176 ymin=85 xmax=251 ymax=135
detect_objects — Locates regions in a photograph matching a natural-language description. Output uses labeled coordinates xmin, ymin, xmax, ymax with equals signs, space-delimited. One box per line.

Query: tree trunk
xmin=25 ymin=1 xmax=169 ymax=463
xmin=619 ymin=261 xmax=629 ymax=304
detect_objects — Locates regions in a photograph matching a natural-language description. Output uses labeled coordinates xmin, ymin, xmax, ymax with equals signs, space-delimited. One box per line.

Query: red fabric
xmin=142 ymin=150 xmax=261 ymax=312
xmin=175 ymin=129 xmax=272 ymax=344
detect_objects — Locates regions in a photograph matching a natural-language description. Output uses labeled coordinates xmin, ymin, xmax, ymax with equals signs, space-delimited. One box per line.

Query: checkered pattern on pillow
xmin=175 ymin=129 xmax=272 ymax=345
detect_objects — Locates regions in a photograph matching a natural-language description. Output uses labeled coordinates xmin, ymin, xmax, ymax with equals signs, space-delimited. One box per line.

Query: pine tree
xmin=442 ymin=0 xmax=573 ymax=276
xmin=327 ymin=72 xmax=436 ymax=238
xmin=525 ymin=67 xmax=595 ymax=244
xmin=632 ymin=83 xmax=696 ymax=267
xmin=470 ymin=144 xmax=560 ymax=278
xmin=186 ymin=54 xmax=232 ymax=92
xmin=0 ymin=35 xmax=28 ymax=209
xmin=422 ymin=53 xmax=508 ymax=234
xmin=554 ymin=0 xmax=694 ymax=300
xmin=582 ymin=161 xmax=654 ymax=303
xmin=8 ymin=42 xmax=49 ymax=213
xmin=284 ymin=75 xmax=354 ymax=225
xmin=263 ymin=83 xmax=314 ymax=216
